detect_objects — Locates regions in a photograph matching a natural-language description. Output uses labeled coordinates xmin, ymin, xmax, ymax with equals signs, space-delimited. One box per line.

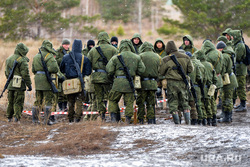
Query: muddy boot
xmin=44 ymin=106 xmax=53 ymax=125
xmin=116 ymin=111 xmax=121 ymax=122
xmin=207 ymin=118 xmax=212 ymax=126
xmin=235 ymin=100 xmax=247 ymax=112
xmin=58 ymin=102 xmax=63 ymax=111
xmin=49 ymin=115 xmax=56 ymax=123
xmin=183 ymin=110 xmax=190 ymax=125
xmin=191 ymin=119 xmax=197 ymax=125
xmin=8 ymin=118 xmax=12 ymax=122
xmin=110 ymin=113 xmax=117 ymax=123
xmin=217 ymin=97 xmax=222 ymax=109
xmin=148 ymin=119 xmax=154 ymax=124
xmin=153 ymin=118 xmax=156 ymax=124
xmin=202 ymin=119 xmax=207 ymax=126
xmin=125 ymin=116 xmax=131 ymax=124
xmin=14 ymin=117 xmax=19 ymax=122
xmin=212 ymin=114 xmax=217 ymax=126
xmin=172 ymin=112 xmax=180 ymax=124
xmin=32 ymin=107 xmax=39 ymax=124
xmin=197 ymin=119 xmax=202 ymax=125
xmin=63 ymin=102 xmax=68 ymax=111
xmin=218 ymin=111 xmax=230 ymax=123
xmin=217 ymin=111 xmax=225 ymax=119
xmin=228 ymin=110 xmax=233 ymax=122
xmin=101 ymin=112 xmax=106 ymax=122
xmin=139 ymin=119 xmax=144 ymax=124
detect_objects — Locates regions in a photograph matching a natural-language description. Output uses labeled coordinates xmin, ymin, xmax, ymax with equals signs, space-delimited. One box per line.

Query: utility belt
xmin=36 ymin=71 xmax=46 ymax=74
xmin=116 ymin=75 xmax=141 ymax=89
xmin=142 ymin=78 xmax=156 ymax=81
xmin=93 ymin=69 xmax=107 ymax=73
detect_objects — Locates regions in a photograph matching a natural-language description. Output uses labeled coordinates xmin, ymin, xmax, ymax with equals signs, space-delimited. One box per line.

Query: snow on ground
xmin=1 ymin=120 xmax=250 ymax=167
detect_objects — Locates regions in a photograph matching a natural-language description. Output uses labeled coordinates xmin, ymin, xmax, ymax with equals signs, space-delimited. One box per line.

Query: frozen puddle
xmin=1 ymin=123 xmax=250 ymax=167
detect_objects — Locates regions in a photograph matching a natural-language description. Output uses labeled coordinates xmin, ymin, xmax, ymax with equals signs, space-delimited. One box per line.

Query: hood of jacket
xmin=166 ymin=41 xmax=178 ymax=55
xmin=131 ymin=33 xmax=143 ymax=46
xmin=41 ymin=40 xmax=57 ymax=55
xmin=72 ymin=39 xmax=83 ymax=54
xmin=139 ymin=41 xmax=155 ymax=53
xmin=183 ymin=35 xmax=194 ymax=46
xmin=201 ymin=40 xmax=216 ymax=54
xmin=97 ymin=32 xmax=110 ymax=45
xmin=222 ymin=28 xmax=232 ymax=36
xmin=231 ymin=30 xmax=242 ymax=45
xmin=119 ymin=39 xmax=136 ymax=53
xmin=14 ymin=43 xmax=29 ymax=57
xmin=154 ymin=38 xmax=165 ymax=52
xmin=194 ymin=50 xmax=206 ymax=61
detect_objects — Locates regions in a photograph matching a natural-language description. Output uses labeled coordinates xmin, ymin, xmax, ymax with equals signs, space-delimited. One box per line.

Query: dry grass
xmin=133 ymin=138 xmax=159 ymax=148
xmin=0 ymin=110 xmax=118 ymax=156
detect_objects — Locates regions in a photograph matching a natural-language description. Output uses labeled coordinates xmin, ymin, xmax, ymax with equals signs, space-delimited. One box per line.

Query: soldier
xmin=5 ymin=43 xmax=32 ymax=122
xmin=110 ymin=36 xmax=119 ymax=48
xmin=202 ymin=40 xmax=224 ymax=126
xmin=60 ymin=39 xmax=92 ymax=122
xmin=159 ymin=41 xmax=194 ymax=125
xmin=87 ymin=32 xmax=117 ymax=120
xmin=216 ymin=41 xmax=238 ymax=123
xmin=82 ymin=40 xmax=95 ymax=56
xmin=131 ymin=33 xmax=143 ymax=54
xmin=82 ymin=39 xmax=98 ymax=121
xmin=136 ymin=42 xmax=160 ymax=124
xmin=106 ymin=39 xmax=145 ymax=123
xmin=231 ymin=30 xmax=247 ymax=112
xmin=56 ymin=39 xmax=70 ymax=112
xmin=154 ymin=38 xmax=166 ymax=58
xmin=32 ymin=40 xmax=58 ymax=125
xmin=185 ymin=51 xmax=206 ymax=125
xmin=179 ymin=35 xmax=198 ymax=54
xmin=222 ymin=28 xmax=232 ymax=41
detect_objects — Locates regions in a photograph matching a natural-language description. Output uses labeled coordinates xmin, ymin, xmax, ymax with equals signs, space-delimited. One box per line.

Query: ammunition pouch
xmin=12 ymin=75 xmax=22 ymax=88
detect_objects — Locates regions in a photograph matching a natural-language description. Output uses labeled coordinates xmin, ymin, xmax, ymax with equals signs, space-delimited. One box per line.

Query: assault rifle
xmin=0 ymin=60 xmax=18 ymax=98
xmin=39 ymin=49 xmax=58 ymax=93
xmin=96 ymin=46 xmax=108 ymax=66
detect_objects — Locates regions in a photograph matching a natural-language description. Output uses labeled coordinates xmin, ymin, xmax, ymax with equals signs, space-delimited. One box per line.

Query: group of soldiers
xmin=4 ymin=28 xmax=248 ymax=126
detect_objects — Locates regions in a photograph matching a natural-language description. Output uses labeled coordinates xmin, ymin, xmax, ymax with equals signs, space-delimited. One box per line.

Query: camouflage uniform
xmin=87 ymin=32 xmax=118 ymax=120
xmin=5 ymin=43 xmax=32 ymax=122
xmin=202 ymin=40 xmax=224 ymax=126
xmin=159 ymin=41 xmax=194 ymax=124
xmin=180 ymin=35 xmax=198 ymax=54
xmin=196 ymin=50 xmax=218 ymax=125
xmin=32 ymin=40 xmax=59 ymax=124
xmin=131 ymin=33 xmax=143 ymax=54
xmin=56 ymin=44 xmax=70 ymax=111
xmin=106 ymin=39 xmax=145 ymax=123
xmin=231 ymin=30 xmax=247 ymax=112
xmin=136 ymin=42 xmax=161 ymax=124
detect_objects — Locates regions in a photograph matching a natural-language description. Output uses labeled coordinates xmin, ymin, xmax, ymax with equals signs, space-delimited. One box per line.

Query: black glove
xmin=58 ymin=76 xmax=65 ymax=83
xmin=27 ymin=85 xmax=32 ymax=91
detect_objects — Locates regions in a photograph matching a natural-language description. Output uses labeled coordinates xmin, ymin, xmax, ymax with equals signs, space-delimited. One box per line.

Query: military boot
xmin=228 ymin=110 xmax=233 ymax=122
xmin=183 ymin=110 xmax=190 ymax=125
xmin=148 ymin=119 xmax=154 ymax=124
xmin=14 ymin=117 xmax=19 ymax=122
xmin=139 ymin=118 xmax=144 ymax=124
xmin=218 ymin=111 xmax=230 ymax=123
xmin=191 ymin=119 xmax=197 ymax=125
xmin=63 ymin=102 xmax=68 ymax=111
xmin=110 ymin=113 xmax=117 ymax=123
xmin=235 ymin=100 xmax=247 ymax=112
xmin=58 ymin=102 xmax=63 ymax=111
xmin=212 ymin=114 xmax=217 ymax=126
xmin=197 ymin=119 xmax=202 ymax=125
xmin=44 ymin=106 xmax=53 ymax=125
xmin=101 ymin=112 xmax=106 ymax=121
xmin=32 ymin=107 xmax=39 ymax=124
xmin=207 ymin=118 xmax=212 ymax=126
xmin=116 ymin=111 xmax=121 ymax=122
xmin=172 ymin=112 xmax=180 ymax=124
xmin=8 ymin=118 xmax=12 ymax=122
xmin=202 ymin=119 xmax=207 ymax=126
xmin=217 ymin=97 xmax=222 ymax=109
xmin=125 ymin=116 xmax=131 ymax=124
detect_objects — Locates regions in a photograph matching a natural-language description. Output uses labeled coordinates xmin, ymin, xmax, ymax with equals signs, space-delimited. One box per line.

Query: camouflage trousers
xmin=108 ymin=90 xmax=135 ymax=117
xmin=167 ymin=80 xmax=190 ymax=114
xmin=211 ymin=89 xmax=219 ymax=115
xmin=94 ymin=83 xmax=111 ymax=115
xmin=67 ymin=91 xmax=84 ymax=121
xmin=84 ymin=92 xmax=98 ymax=121
xmin=7 ymin=90 xmax=25 ymax=119
xmin=58 ymin=91 xmax=67 ymax=103
xmin=233 ymin=75 xmax=247 ymax=101
xmin=34 ymin=90 xmax=54 ymax=107
xmin=204 ymin=98 xmax=213 ymax=119
xmin=136 ymin=90 xmax=156 ymax=120
xmin=222 ymin=88 xmax=233 ymax=112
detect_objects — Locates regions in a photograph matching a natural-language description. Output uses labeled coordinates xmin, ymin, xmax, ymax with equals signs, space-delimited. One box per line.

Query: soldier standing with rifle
xmin=106 ymin=39 xmax=145 ymax=124
xmin=3 ymin=43 xmax=32 ymax=122
xmin=159 ymin=41 xmax=194 ymax=125
xmin=60 ymin=39 xmax=92 ymax=122
xmin=87 ymin=32 xmax=117 ymax=121
xmin=32 ymin=40 xmax=59 ymax=125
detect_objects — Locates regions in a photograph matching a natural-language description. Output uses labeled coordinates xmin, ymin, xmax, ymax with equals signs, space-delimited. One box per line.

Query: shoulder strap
xmin=81 ymin=56 xmax=85 ymax=73
xmin=45 ymin=53 xmax=50 ymax=60
xmin=16 ymin=56 xmax=22 ymax=62
xmin=159 ymin=50 xmax=164 ymax=56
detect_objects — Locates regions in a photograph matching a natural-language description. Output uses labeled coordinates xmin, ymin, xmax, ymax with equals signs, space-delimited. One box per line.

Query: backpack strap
xmin=81 ymin=56 xmax=85 ymax=73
